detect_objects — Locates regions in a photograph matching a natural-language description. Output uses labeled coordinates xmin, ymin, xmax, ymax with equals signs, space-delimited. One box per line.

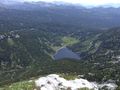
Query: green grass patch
xmin=2 ymin=81 xmax=35 ymax=90
xmin=78 ymin=88 xmax=94 ymax=90
xmin=50 ymin=45 xmax=61 ymax=51
xmin=50 ymin=36 xmax=79 ymax=51
xmin=59 ymin=73 xmax=78 ymax=80
xmin=62 ymin=36 xmax=79 ymax=46
xmin=7 ymin=38 xmax=15 ymax=46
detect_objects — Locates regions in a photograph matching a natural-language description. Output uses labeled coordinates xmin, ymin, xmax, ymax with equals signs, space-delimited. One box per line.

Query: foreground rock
xmin=35 ymin=74 xmax=117 ymax=90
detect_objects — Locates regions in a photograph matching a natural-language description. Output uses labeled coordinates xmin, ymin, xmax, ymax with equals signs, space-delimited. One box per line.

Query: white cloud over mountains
xmin=24 ymin=0 xmax=120 ymax=6
xmin=1 ymin=0 xmax=120 ymax=7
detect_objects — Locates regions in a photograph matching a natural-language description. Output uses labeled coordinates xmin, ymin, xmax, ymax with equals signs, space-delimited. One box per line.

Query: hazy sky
xmin=24 ymin=0 xmax=120 ymax=6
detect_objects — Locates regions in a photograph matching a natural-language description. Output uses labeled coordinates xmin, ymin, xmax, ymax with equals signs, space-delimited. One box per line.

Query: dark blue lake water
xmin=53 ymin=47 xmax=80 ymax=60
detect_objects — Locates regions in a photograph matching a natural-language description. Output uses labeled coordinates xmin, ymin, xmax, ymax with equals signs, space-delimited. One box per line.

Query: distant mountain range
xmin=1 ymin=0 xmax=120 ymax=8
xmin=0 ymin=1 xmax=120 ymax=28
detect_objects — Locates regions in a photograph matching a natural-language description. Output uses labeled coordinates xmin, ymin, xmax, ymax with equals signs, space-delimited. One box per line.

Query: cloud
xmin=2 ymin=0 xmax=120 ymax=7
xmin=24 ymin=0 xmax=120 ymax=6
